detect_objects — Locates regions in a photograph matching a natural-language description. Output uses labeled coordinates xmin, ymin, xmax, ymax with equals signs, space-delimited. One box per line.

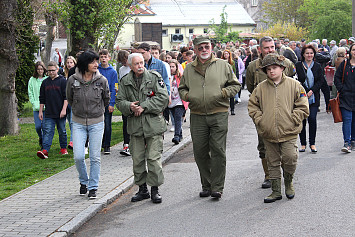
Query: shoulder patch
xmin=158 ymin=79 xmax=165 ymax=88
xmin=300 ymin=88 xmax=307 ymax=97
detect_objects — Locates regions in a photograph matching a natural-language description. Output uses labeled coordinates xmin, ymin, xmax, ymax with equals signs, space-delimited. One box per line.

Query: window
xmin=162 ymin=29 xmax=168 ymax=37
xmin=203 ymin=28 xmax=208 ymax=34
xmin=175 ymin=28 xmax=181 ymax=34
xmin=189 ymin=28 xmax=194 ymax=34
xmin=251 ymin=0 xmax=258 ymax=7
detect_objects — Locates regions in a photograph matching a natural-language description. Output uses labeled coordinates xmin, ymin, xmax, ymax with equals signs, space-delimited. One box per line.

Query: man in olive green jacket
xmin=116 ymin=53 xmax=169 ymax=204
xmin=179 ymin=35 xmax=241 ymax=199
xmin=246 ymin=36 xmax=296 ymax=189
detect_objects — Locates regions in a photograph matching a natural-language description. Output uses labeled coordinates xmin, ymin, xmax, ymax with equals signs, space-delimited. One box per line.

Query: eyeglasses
xmin=47 ymin=70 xmax=57 ymax=72
xmin=197 ymin=45 xmax=210 ymax=51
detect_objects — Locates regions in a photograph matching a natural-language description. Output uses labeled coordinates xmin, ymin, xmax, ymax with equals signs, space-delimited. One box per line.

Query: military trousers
xmin=130 ymin=134 xmax=164 ymax=187
xmin=264 ymin=138 xmax=298 ymax=179
xmin=190 ymin=112 xmax=228 ymax=193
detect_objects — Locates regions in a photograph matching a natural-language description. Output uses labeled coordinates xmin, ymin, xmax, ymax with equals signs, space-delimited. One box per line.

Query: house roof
xmin=134 ymin=1 xmax=255 ymax=26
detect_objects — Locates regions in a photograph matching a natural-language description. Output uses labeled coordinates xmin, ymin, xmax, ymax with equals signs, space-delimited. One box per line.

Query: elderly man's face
xmin=261 ymin=40 xmax=275 ymax=58
xmin=130 ymin=56 xmax=145 ymax=77
xmin=194 ymin=43 xmax=212 ymax=61
xmin=290 ymin=42 xmax=296 ymax=50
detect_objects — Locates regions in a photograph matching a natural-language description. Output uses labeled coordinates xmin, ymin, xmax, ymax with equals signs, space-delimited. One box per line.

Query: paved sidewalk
xmin=0 ymin=116 xmax=191 ymax=237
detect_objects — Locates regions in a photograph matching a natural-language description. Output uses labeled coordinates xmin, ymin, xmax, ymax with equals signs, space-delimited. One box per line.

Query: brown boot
xmin=264 ymin=179 xmax=282 ymax=203
xmin=283 ymin=172 xmax=295 ymax=199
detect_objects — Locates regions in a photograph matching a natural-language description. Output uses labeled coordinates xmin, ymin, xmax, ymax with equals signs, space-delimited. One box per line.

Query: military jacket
xmin=246 ymin=57 xmax=296 ymax=93
xmin=116 ymin=69 xmax=169 ymax=137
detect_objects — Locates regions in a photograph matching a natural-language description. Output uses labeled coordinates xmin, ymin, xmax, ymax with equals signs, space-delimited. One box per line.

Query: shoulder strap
xmin=342 ymin=59 xmax=346 ymax=84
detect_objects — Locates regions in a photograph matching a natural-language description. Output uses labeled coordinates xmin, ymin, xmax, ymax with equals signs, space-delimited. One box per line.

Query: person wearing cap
xmin=179 ymin=35 xmax=241 ymax=199
xmin=248 ymin=53 xmax=309 ymax=203
xmin=348 ymin=37 xmax=355 ymax=45
xmin=246 ymin=36 xmax=296 ymax=189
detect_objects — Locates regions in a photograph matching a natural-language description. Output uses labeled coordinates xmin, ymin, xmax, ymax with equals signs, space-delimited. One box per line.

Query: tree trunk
xmin=0 ymin=0 xmax=19 ymax=136
xmin=44 ymin=13 xmax=55 ymax=66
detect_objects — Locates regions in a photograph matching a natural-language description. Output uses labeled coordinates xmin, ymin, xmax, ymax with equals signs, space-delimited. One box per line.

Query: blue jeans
xmin=67 ymin=106 xmax=73 ymax=142
xmin=73 ymin=121 xmax=104 ymax=191
xmin=42 ymin=117 xmax=67 ymax=151
xmin=102 ymin=106 xmax=112 ymax=148
xmin=170 ymin=105 xmax=185 ymax=140
xmin=340 ymin=108 xmax=355 ymax=144
xmin=33 ymin=111 xmax=44 ymax=140
xmin=299 ymin=105 xmax=318 ymax=146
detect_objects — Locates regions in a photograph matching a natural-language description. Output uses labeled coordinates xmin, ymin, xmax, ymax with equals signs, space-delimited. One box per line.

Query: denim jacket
xmin=145 ymin=56 xmax=170 ymax=94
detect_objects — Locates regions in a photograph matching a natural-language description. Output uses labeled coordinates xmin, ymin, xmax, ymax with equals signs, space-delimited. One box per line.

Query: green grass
xmin=112 ymin=109 xmax=122 ymax=116
xmin=18 ymin=101 xmax=33 ymax=118
xmin=0 ymin=122 xmax=123 ymax=201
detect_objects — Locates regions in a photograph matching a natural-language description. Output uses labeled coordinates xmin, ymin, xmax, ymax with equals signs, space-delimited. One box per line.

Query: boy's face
xmin=151 ymin=50 xmax=160 ymax=59
xmin=47 ymin=66 xmax=58 ymax=79
xmin=99 ymin=54 xmax=110 ymax=67
xmin=266 ymin=65 xmax=284 ymax=81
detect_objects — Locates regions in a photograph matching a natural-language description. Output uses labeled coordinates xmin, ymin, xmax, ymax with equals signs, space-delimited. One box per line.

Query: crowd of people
xmin=27 ymin=34 xmax=354 ymax=203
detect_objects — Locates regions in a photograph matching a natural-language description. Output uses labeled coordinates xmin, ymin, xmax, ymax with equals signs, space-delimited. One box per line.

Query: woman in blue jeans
xmin=66 ymin=51 xmax=110 ymax=199
xmin=334 ymin=44 xmax=355 ymax=153
xmin=296 ymin=44 xmax=328 ymax=153
xmin=28 ymin=61 xmax=48 ymax=149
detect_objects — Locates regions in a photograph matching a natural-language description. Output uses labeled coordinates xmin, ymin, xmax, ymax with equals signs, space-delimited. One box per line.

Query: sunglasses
xmin=197 ymin=45 xmax=210 ymax=51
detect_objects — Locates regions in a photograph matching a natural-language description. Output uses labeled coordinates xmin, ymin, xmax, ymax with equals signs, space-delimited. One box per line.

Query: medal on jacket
xmin=147 ymin=91 xmax=155 ymax=98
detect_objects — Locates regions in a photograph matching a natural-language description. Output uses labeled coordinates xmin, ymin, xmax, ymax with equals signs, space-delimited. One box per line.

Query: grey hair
xmin=260 ymin=36 xmax=274 ymax=48
xmin=310 ymin=42 xmax=318 ymax=49
xmin=322 ymin=39 xmax=327 ymax=43
xmin=250 ymin=39 xmax=257 ymax=45
xmin=127 ymin=53 xmax=144 ymax=65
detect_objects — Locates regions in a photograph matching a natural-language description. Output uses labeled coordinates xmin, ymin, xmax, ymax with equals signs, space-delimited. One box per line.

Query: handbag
xmin=328 ymin=60 xmax=346 ymax=123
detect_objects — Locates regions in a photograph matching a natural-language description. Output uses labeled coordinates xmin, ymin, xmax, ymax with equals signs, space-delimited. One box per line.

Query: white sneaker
xmin=85 ymin=147 xmax=88 ymax=155
xmin=170 ymin=127 xmax=175 ymax=132
xmin=237 ymin=98 xmax=241 ymax=103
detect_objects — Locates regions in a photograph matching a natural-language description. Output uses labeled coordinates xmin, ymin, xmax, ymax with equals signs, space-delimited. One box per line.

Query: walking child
xmin=248 ymin=54 xmax=309 ymax=203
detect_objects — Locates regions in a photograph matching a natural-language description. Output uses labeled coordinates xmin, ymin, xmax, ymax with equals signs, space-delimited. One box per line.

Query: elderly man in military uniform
xmin=179 ymin=35 xmax=241 ymax=199
xmin=246 ymin=36 xmax=296 ymax=189
xmin=116 ymin=53 xmax=169 ymax=204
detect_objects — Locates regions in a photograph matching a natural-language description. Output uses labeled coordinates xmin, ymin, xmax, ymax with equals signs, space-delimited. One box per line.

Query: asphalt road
xmin=71 ymin=90 xmax=355 ymax=237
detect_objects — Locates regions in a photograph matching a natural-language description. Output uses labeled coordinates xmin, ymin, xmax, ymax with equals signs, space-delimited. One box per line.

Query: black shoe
xmin=299 ymin=145 xmax=306 ymax=152
xmin=88 ymin=189 xmax=97 ymax=199
xmin=151 ymin=186 xmax=162 ymax=204
xmin=310 ymin=145 xmax=317 ymax=153
xmin=231 ymin=110 xmax=235 ymax=115
xmin=199 ymin=190 xmax=211 ymax=197
xmin=261 ymin=179 xmax=271 ymax=189
xmin=172 ymin=137 xmax=179 ymax=145
xmin=80 ymin=183 xmax=87 ymax=196
xmin=104 ymin=147 xmax=110 ymax=155
xmin=211 ymin=191 xmax=222 ymax=199
xmin=131 ymin=183 xmax=150 ymax=202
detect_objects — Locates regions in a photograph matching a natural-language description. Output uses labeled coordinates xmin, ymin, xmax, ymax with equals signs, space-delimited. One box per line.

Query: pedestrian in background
xmin=28 ymin=61 xmax=48 ymax=150
xmin=221 ymin=49 xmax=237 ymax=115
xmin=334 ymin=44 xmax=355 ymax=153
xmin=116 ymin=53 xmax=169 ymax=204
xmin=98 ymin=49 xmax=119 ymax=155
xmin=179 ymin=35 xmax=241 ymax=199
xmin=295 ymin=44 xmax=326 ymax=153
xmin=63 ymin=56 xmax=77 ymax=150
xmin=66 ymin=50 xmax=110 ymax=199
xmin=248 ymin=54 xmax=309 ymax=203
xmin=37 ymin=61 xmax=68 ymax=159
xmin=53 ymin=48 xmax=63 ymax=67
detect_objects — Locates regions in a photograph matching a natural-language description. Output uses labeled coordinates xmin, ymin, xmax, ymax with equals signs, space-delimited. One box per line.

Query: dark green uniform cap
xmin=261 ymin=53 xmax=286 ymax=73
xmin=193 ymin=35 xmax=211 ymax=46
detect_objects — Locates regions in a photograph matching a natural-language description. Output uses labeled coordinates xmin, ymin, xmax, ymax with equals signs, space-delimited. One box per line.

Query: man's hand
xmin=108 ymin=105 xmax=114 ymax=113
xmin=39 ymin=111 xmax=43 ymax=121
xmin=307 ymin=90 xmax=313 ymax=98
xmin=130 ymin=101 xmax=144 ymax=116
xmin=60 ymin=109 xmax=66 ymax=118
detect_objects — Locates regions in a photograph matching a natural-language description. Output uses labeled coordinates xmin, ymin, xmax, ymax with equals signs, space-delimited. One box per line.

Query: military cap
xmin=261 ymin=53 xmax=286 ymax=73
xmin=348 ymin=37 xmax=355 ymax=42
xmin=193 ymin=35 xmax=211 ymax=46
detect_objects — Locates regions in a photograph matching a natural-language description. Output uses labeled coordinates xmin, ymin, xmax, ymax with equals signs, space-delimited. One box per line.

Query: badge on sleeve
xmin=300 ymin=89 xmax=307 ymax=97
xmin=158 ymin=79 xmax=165 ymax=88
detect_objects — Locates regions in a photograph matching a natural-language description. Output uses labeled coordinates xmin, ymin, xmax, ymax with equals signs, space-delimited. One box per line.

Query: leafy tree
xmin=258 ymin=21 xmax=309 ymax=41
xmin=300 ymin=0 xmax=351 ymax=42
xmin=0 ymin=0 xmax=19 ymax=136
xmin=55 ymin=0 xmax=134 ymax=55
xmin=262 ymin=0 xmax=307 ymax=26
xmin=209 ymin=5 xmax=240 ymax=43
xmin=15 ymin=0 xmax=39 ymax=110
